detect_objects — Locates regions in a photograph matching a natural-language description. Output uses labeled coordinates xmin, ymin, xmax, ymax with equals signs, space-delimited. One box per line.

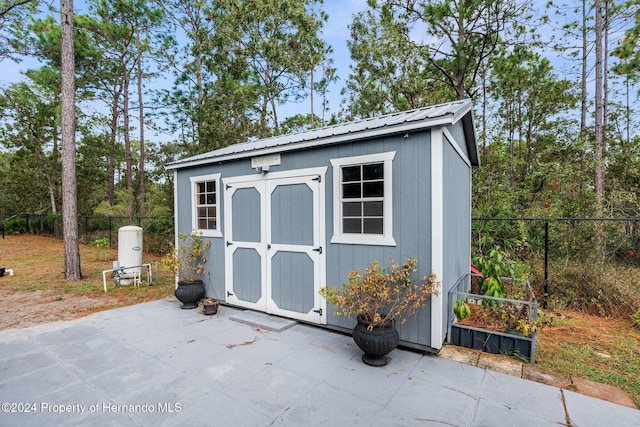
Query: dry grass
xmin=0 ymin=234 xmax=175 ymax=330
xmin=536 ymin=310 xmax=640 ymax=406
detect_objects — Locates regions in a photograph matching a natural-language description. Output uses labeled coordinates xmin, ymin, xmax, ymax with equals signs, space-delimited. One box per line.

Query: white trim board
xmin=329 ymin=151 xmax=397 ymax=247
xmin=430 ymin=127 xmax=445 ymax=349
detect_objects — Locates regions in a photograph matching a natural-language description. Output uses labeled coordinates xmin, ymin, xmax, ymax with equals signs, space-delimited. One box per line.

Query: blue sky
xmin=4 ymin=1 xmax=634 ymax=142
xmin=1 ymin=0 xmax=368 ymax=138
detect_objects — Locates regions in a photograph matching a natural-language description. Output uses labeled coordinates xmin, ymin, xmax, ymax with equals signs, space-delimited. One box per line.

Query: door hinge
xmin=312 ymin=175 xmax=321 ymax=182
xmin=313 ymin=308 xmax=323 ymax=316
xmin=226 ymin=241 xmax=233 ymax=247
xmin=227 ymin=290 xmax=234 ymax=297
xmin=312 ymin=246 xmax=322 ymax=254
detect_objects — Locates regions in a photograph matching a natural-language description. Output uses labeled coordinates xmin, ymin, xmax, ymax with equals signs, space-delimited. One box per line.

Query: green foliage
xmin=90 ymin=238 xmax=109 ymax=249
xmin=611 ymin=2 xmax=640 ymax=76
xmin=342 ymin=5 xmax=450 ymax=118
xmin=204 ymin=0 xmax=330 ymax=138
xmin=90 ymin=238 xmax=110 ymax=260
xmin=3 ymin=217 xmax=27 ymax=234
xmin=473 ymin=246 xmax=517 ymax=299
xmin=631 ymin=309 xmax=640 ymax=328
xmin=453 ymin=300 xmax=471 ymax=320
xmin=344 ymin=0 xmax=523 ymax=118
xmin=0 ymin=0 xmax=39 ymax=61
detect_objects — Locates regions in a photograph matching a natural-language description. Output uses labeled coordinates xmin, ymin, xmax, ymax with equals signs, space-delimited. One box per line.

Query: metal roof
xmin=166 ymin=99 xmax=479 ymax=170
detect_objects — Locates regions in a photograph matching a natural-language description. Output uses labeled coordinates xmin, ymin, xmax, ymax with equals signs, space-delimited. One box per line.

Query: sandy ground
xmin=0 ymin=289 xmax=121 ymax=330
xmin=0 ymin=234 xmax=171 ymax=331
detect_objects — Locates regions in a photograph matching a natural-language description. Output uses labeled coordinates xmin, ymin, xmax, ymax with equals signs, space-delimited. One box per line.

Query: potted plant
xmin=320 ymin=258 xmax=439 ymax=367
xmin=161 ymin=231 xmax=211 ymax=309
xmin=201 ymin=297 xmax=219 ymax=315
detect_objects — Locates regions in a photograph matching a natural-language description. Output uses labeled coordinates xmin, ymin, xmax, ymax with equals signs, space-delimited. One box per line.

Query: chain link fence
xmin=472 ymin=218 xmax=640 ymax=316
xmin=4 ymin=214 xmax=639 ymax=314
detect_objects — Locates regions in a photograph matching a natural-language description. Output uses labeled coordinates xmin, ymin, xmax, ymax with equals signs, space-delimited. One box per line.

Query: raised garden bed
xmin=447 ymin=274 xmax=537 ymax=363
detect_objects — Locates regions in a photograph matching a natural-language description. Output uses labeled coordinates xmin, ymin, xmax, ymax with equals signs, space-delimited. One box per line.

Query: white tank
xmin=118 ymin=226 xmax=143 ymax=284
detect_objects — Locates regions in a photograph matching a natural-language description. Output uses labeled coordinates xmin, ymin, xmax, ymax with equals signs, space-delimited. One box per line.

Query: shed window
xmin=330 ymin=152 xmax=396 ymax=246
xmin=341 ymin=164 xmax=384 ymax=234
xmin=190 ymin=173 xmax=222 ymax=238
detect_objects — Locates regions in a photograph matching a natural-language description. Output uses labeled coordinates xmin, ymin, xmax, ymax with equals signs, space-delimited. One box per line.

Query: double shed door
xmin=223 ymin=168 xmax=327 ymax=324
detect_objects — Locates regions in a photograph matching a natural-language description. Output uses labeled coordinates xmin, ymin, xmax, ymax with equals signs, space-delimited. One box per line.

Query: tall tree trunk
xmin=195 ymin=42 xmax=203 ymax=144
xmin=603 ymin=0 xmax=609 ymax=169
xmin=136 ymin=25 xmax=145 ymax=217
xmin=580 ymin=0 xmax=588 ymax=133
xmin=107 ymin=92 xmax=118 ymax=205
xmin=310 ymin=63 xmax=314 ymax=128
xmin=594 ymin=0 xmax=605 ymax=261
xmin=51 ymin=118 xmax=59 ymax=214
xmin=60 ymin=0 xmax=81 ymax=280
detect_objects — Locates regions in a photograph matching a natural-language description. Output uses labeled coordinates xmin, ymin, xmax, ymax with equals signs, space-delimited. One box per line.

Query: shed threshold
xmin=230 ymin=310 xmax=298 ymax=332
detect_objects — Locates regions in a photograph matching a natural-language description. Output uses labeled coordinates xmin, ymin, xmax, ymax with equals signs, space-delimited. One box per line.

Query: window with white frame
xmin=190 ymin=173 xmax=222 ymax=237
xmin=330 ymin=152 xmax=396 ymax=246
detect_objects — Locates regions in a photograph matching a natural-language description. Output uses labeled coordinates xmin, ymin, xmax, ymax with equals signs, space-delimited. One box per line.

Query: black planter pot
xmin=352 ymin=315 xmax=399 ymax=367
xmin=174 ymin=280 xmax=206 ymax=309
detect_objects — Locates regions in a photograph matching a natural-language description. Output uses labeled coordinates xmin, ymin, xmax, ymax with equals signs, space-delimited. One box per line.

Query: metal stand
xmin=102 ymin=262 xmax=157 ymax=292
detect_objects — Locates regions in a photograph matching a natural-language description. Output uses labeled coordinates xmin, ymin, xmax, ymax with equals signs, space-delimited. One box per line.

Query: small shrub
xmin=4 ymin=217 xmax=27 ymax=234
xmin=320 ymin=258 xmax=440 ymax=329
xmin=90 ymin=237 xmax=111 ymax=261
xmin=547 ymin=261 xmax=640 ymax=317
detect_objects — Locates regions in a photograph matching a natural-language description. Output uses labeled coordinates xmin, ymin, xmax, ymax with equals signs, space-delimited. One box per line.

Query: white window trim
xmin=190 ymin=173 xmax=223 ymax=238
xmin=330 ymin=151 xmax=396 ymax=246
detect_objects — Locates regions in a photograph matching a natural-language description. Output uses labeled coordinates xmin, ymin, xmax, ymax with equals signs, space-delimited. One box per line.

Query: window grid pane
xmin=195 ymin=179 xmax=217 ymax=230
xmin=340 ymin=162 xmax=384 ymax=236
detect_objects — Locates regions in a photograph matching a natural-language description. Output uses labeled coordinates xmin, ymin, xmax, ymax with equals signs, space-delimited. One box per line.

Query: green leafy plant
xmin=453 ymin=300 xmax=471 ymax=320
xmin=160 ymin=231 xmax=211 ymax=283
xmin=319 ymin=258 xmax=439 ymax=330
xmin=90 ymin=237 xmax=110 ymax=261
xmin=631 ymin=308 xmax=640 ymax=328
xmin=473 ymin=246 xmax=516 ymax=299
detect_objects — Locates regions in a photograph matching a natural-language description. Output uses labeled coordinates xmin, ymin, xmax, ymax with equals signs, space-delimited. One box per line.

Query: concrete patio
xmin=0 ymin=298 xmax=638 ymax=426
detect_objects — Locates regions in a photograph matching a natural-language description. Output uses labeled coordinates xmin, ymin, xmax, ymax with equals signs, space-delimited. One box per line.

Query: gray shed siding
xmin=175 ymin=130 xmax=435 ymax=346
xmin=441 ymin=133 xmax=472 ymax=342
xmin=171 ymin=101 xmax=478 ymax=351
xmin=445 ymin=124 xmax=470 ymax=162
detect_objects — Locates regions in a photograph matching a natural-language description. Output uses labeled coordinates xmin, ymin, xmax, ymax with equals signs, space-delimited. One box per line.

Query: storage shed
xmin=166 ymin=99 xmax=479 ymax=351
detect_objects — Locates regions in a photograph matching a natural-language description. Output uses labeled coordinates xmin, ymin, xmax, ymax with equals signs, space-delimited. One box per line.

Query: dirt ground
xmin=0 ymin=234 xmax=174 ymax=331
xmin=0 ymin=290 xmax=122 ymax=330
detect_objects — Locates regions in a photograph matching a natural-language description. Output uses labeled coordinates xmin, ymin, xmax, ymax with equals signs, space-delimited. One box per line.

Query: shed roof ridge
xmin=166 ymin=99 xmax=473 ymax=169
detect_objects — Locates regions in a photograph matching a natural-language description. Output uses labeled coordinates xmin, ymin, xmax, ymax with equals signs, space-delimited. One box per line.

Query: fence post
xmin=544 ymin=221 xmax=549 ymax=308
